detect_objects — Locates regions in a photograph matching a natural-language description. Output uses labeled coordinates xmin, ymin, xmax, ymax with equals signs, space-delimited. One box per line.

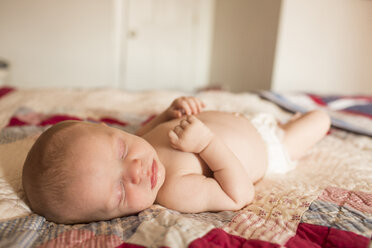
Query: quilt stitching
xmin=1 ymin=89 xmax=371 ymax=247
xmin=301 ymin=187 xmax=372 ymax=238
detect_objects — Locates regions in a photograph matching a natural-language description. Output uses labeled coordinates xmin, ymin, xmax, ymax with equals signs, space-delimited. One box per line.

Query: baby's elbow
xmin=247 ymin=188 xmax=255 ymax=204
xmin=243 ymin=188 xmax=255 ymax=207
xmin=233 ymin=188 xmax=255 ymax=210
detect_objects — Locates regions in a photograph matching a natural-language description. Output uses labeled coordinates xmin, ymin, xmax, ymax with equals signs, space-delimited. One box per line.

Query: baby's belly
xmin=158 ymin=111 xmax=267 ymax=182
xmin=197 ymin=111 xmax=267 ymax=182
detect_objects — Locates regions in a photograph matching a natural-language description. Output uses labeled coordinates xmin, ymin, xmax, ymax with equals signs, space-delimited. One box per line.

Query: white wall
xmin=272 ymin=0 xmax=372 ymax=94
xmin=2 ymin=0 xmax=371 ymax=93
xmin=0 ymin=0 xmax=117 ymax=88
xmin=209 ymin=0 xmax=281 ymax=92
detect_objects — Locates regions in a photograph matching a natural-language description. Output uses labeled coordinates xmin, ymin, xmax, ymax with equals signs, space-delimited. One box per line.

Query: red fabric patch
xmin=307 ymin=94 xmax=327 ymax=106
xmin=141 ymin=114 xmax=157 ymax=126
xmin=115 ymin=243 xmax=169 ymax=248
xmin=6 ymin=113 xmax=130 ymax=128
xmin=0 ymin=86 xmax=15 ymax=99
xmin=115 ymin=243 xmax=146 ymax=248
xmin=7 ymin=117 xmax=28 ymax=127
xmin=38 ymin=115 xmax=82 ymax=126
xmin=99 ymin=117 xmax=128 ymax=127
xmin=189 ymin=228 xmax=280 ymax=248
xmin=285 ymin=223 xmax=370 ymax=248
xmin=6 ymin=115 xmax=82 ymax=127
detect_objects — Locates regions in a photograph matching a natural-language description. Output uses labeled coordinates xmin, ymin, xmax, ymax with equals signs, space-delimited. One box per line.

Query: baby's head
xmin=22 ymin=121 xmax=165 ymax=224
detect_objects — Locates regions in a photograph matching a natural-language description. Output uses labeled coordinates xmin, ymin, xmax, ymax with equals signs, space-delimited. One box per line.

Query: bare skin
xmin=138 ymin=97 xmax=330 ymax=213
xmin=145 ymin=112 xmax=267 ymax=181
xmin=23 ymin=96 xmax=330 ymax=223
xmin=141 ymin=112 xmax=265 ymax=212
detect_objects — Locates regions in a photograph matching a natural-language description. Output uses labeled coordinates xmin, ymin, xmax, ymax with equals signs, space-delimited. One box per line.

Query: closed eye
xmin=118 ymin=138 xmax=128 ymax=159
xmin=119 ymin=181 xmax=125 ymax=205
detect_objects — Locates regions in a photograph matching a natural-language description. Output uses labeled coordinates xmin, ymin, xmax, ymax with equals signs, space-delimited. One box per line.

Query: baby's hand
xmin=168 ymin=115 xmax=213 ymax=153
xmin=166 ymin=96 xmax=205 ymax=119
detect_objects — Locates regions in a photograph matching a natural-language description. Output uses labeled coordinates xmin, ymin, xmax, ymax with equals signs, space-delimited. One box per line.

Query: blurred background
xmin=0 ymin=0 xmax=371 ymax=94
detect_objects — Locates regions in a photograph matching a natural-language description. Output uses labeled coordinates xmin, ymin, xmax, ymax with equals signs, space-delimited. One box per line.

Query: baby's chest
xmin=157 ymin=146 xmax=213 ymax=177
xmin=145 ymin=123 xmax=212 ymax=177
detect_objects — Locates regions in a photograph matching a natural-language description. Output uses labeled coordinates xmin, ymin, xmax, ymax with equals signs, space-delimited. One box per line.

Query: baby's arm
xmin=135 ymin=96 xmax=205 ymax=136
xmin=167 ymin=116 xmax=255 ymax=212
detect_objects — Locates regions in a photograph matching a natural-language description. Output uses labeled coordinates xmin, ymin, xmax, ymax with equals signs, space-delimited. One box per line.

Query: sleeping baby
xmin=22 ymin=96 xmax=331 ymax=224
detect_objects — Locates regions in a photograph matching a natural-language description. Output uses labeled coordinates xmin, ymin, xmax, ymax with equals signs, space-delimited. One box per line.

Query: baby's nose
xmin=128 ymin=159 xmax=142 ymax=184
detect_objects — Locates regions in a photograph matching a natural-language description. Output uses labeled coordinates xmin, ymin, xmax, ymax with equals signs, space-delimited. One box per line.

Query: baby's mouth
xmin=151 ymin=159 xmax=158 ymax=189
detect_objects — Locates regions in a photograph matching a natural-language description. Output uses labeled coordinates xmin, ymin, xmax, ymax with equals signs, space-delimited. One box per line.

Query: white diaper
xmin=248 ymin=113 xmax=296 ymax=174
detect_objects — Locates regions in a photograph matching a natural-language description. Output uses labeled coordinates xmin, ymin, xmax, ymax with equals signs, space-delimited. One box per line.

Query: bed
xmin=0 ymin=86 xmax=371 ymax=248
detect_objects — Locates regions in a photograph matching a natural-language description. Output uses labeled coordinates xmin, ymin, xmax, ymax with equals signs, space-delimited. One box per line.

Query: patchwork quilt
xmin=0 ymin=87 xmax=371 ymax=247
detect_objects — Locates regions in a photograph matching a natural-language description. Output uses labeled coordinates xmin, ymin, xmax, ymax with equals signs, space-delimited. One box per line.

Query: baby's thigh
xmin=281 ymin=110 xmax=330 ymax=160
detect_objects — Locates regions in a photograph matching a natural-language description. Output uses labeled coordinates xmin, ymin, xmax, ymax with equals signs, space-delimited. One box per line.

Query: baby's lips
xmin=150 ymin=159 xmax=158 ymax=189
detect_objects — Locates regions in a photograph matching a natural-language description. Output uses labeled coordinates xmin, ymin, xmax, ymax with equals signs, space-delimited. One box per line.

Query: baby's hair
xmin=22 ymin=121 xmax=79 ymax=222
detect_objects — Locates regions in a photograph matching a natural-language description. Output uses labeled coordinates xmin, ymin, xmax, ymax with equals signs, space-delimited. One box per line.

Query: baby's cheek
xmin=115 ymin=185 xmax=123 ymax=203
xmin=127 ymin=191 xmax=155 ymax=210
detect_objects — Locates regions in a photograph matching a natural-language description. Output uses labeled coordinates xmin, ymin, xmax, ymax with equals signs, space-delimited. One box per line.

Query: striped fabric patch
xmin=259 ymin=91 xmax=372 ymax=136
xmin=0 ymin=214 xmax=142 ymax=247
xmin=301 ymin=187 xmax=372 ymax=238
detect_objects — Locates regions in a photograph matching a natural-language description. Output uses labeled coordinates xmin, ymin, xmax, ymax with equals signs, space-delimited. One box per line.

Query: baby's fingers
xmin=168 ymin=130 xmax=179 ymax=146
xmin=185 ymin=98 xmax=199 ymax=115
xmin=169 ymin=109 xmax=183 ymax=118
xmin=180 ymin=119 xmax=190 ymax=129
xmin=186 ymin=115 xmax=198 ymax=123
xmin=173 ymin=125 xmax=184 ymax=136
xmin=179 ymin=100 xmax=192 ymax=115
xmin=186 ymin=97 xmax=205 ymax=114
xmin=192 ymin=97 xmax=205 ymax=113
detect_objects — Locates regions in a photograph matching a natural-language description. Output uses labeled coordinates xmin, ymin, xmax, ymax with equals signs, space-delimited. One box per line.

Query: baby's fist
xmin=166 ymin=96 xmax=205 ymax=119
xmin=168 ymin=115 xmax=213 ymax=153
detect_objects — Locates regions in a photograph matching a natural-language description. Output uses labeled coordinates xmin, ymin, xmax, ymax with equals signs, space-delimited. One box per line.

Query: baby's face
xmin=63 ymin=122 xmax=165 ymax=222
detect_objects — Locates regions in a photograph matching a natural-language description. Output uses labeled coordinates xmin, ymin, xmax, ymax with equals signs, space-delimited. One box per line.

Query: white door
xmin=0 ymin=0 xmax=214 ymax=90
xmin=123 ymin=0 xmax=214 ymax=91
